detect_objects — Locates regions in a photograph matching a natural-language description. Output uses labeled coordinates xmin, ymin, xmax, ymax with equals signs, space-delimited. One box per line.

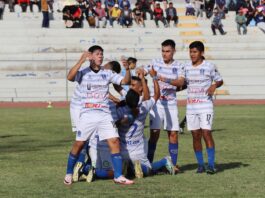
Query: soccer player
xmin=144 ymin=39 xmax=183 ymax=173
xmin=183 ymin=41 xmax=223 ymax=174
xmin=160 ymin=41 xmax=223 ymax=174
xmin=64 ymin=45 xmax=134 ymax=185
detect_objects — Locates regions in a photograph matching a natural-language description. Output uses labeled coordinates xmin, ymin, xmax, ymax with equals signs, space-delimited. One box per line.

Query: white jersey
xmin=144 ymin=58 xmax=184 ymax=108
xmin=70 ymin=67 xmax=90 ymax=109
xmin=75 ymin=67 xmax=124 ymax=114
xmin=182 ymin=60 xmax=223 ymax=114
xmin=117 ymin=98 xmax=156 ymax=157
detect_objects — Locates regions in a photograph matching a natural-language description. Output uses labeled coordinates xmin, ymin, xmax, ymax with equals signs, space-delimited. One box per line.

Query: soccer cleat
xmin=165 ymin=156 xmax=175 ymax=175
xmin=196 ymin=165 xmax=206 ymax=173
xmin=206 ymin=166 xmax=217 ymax=174
xmin=86 ymin=166 xmax=95 ymax=183
xmin=64 ymin=174 xmax=73 ymax=185
xmin=133 ymin=160 xmax=143 ymax=178
xmin=114 ymin=175 xmax=134 ymax=185
xmin=73 ymin=162 xmax=83 ymax=182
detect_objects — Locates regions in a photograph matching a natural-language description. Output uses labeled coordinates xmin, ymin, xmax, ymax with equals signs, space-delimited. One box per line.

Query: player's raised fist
xmin=149 ymin=66 xmax=157 ymax=77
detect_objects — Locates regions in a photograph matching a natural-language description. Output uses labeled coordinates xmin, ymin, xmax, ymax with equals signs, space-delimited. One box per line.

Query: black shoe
xmin=196 ymin=165 xmax=206 ymax=173
xmin=206 ymin=166 xmax=217 ymax=174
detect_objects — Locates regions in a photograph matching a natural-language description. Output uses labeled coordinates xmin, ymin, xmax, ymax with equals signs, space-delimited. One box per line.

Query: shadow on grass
xmin=180 ymin=162 xmax=249 ymax=173
xmin=0 ymin=134 xmax=28 ymax=138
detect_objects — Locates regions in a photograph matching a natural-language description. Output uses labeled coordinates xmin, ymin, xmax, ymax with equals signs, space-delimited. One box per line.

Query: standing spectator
xmin=153 ymin=3 xmax=168 ymax=28
xmin=41 ymin=0 xmax=49 ymax=28
xmin=85 ymin=6 xmax=98 ymax=28
xmin=30 ymin=0 xmax=41 ymax=12
xmin=133 ymin=2 xmax=145 ymax=27
xmin=211 ymin=8 xmax=227 ymax=35
xmin=205 ymin=0 xmax=215 ymax=18
xmin=95 ymin=2 xmax=107 ymax=28
xmin=166 ymin=2 xmax=178 ymax=26
xmin=109 ymin=4 xmax=121 ymax=27
xmin=194 ymin=0 xmax=204 ymax=18
xmin=119 ymin=0 xmax=131 ymax=9
xmin=47 ymin=0 xmax=54 ymax=12
xmin=120 ymin=5 xmax=133 ymax=27
xmin=104 ymin=0 xmax=115 ymax=19
xmin=225 ymin=0 xmax=237 ymax=11
xmin=138 ymin=0 xmax=153 ymax=20
xmin=0 ymin=0 xmax=4 ymax=20
xmin=8 ymin=0 xmax=15 ymax=12
xmin=235 ymin=9 xmax=247 ymax=34
xmin=18 ymin=0 xmax=30 ymax=12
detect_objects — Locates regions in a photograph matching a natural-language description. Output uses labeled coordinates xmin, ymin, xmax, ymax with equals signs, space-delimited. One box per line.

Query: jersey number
xmin=129 ymin=123 xmax=138 ymax=139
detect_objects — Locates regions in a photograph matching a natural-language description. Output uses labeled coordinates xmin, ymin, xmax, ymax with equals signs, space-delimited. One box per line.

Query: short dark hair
xmin=88 ymin=45 xmax=104 ymax=53
xmin=135 ymin=3 xmax=139 ymax=6
xmin=109 ymin=61 xmax=121 ymax=73
xmin=131 ymin=76 xmax=141 ymax=82
xmin=161 ymin=39 xmax=175 ymax=49
xmin=127 ymin=57 xmax=137 ymax=64
xmin=126 ymin=89 xmax=140 ymax=109
xmin=189 ymin=41 xmax=205 ymax=52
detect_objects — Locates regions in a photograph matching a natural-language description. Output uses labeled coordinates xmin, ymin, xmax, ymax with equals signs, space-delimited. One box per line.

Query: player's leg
xmin=187 ymin=114 xmax=205 ymax=173
xmin=147 ymin=106 xmax=162 ymax=163
xmin=200 ymin=113 xmax=216 ymax=174
xmin=165 ymin=106 xmax=180 ymax=172
xmin=98 ymin=113 xmax=133 ymax=184
xmin=151 ymin=156 xmax=175 ymax=175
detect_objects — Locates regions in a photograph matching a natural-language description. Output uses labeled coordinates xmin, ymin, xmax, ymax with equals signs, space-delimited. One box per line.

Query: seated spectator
xmin=120 ymin=5 xmax=133 ymax=27
xmin=104 ymin=0 xmax=115 ymax=19
xmin=109 ymin=4 xmax=121 ymax=27
xmin=30 ymin=0 xmax=41 ymax=12
xmin=0 ymin=0 xmax=4 ymax=20
xmin=166 ymin=2 xmax=178 ymax=26
xmin=87 ymin=0 xmax=96 ymax=8
xmin=235 ymin=9 xmax=247 ymax=34
xmin=153 ymin=3 xmax=168 ymax=28
xmin=211 ymin=8 xmax=227 ymax=35
xmin=185 ymin=0 xmax=195 ymax=16
xmin=62 ymin=5 xmax=83 ymax=28
xmin=95 ymin=2 xmax=107 ymax=28
xmin=152 ymin=0 xmax=168 ymax=10
xmin=252 ymin=0 xmax=260 ymax=8
xmin=77 ymin=0 xmax=88 ymax=13
xmin=138 ymin=0 xmax=153 ymax=20
xmin=18 ymin=0 xmax=30 ymax=12
xmin=119 ymin=0 xmax=131 ymax=9
xmin=133 ymin=3 xmax=145 ymax=27
xmin=85 ymin=5 xmax=99 ymax=28
xmin=254 ymin=6 xmax=265 ymax=33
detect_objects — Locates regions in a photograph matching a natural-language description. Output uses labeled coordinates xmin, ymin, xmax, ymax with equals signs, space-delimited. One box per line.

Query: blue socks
xmin=95 ymin=169 xmax=109 ymax=178
xmin=168 ymin=143 xmax=178 ymax=166
xmin=77 ymin=141 xmax=89 ymax=164
xmin=66 ymin=152 xmax=78 ymax=174
xmin=147 ymin=141 xmax=157 ymax=163
xmin=195 ymin=150 xmax=205 ymax=166
xmin=206 ymin=147 xmax=215 ymax=168
xmin=111 ymin=153 xmax=122 ymax=178
xmin=151 ymin=158 xmax=167 ymax=171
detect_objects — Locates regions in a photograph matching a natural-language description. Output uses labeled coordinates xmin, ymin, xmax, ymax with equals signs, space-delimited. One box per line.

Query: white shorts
xmin=90 ymin=146 xmax=113 ymax=170
xmin=149 ymin=104 xmax=180 ymax=131
xmin=186 ymin=113 xmax=214 ymax=131
xmin=70 ymin=105 xmax=81 ymax=132
xmin=76 ymin=110 xmax=119 ymax=141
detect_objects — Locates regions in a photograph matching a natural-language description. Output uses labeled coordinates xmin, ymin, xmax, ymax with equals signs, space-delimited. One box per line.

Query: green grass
xmin=0 ymin=105 xmax=265 ymax=198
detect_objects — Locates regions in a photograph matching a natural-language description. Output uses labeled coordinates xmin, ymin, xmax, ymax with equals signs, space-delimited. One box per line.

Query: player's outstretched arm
xmin=206 ymin=80 xmax=223 ymax=96
xmin=67 ymin=52 xmax=91 ymax=81
xmin=149 ymin=66 xmax=160 ymax=102
xmin=120 ymin=58 xmax=131 ymax=85
xmin=138 ymin=68 xmax=150 ymax=101
xmin=159 ymin=76 xmax=185 ymax=87
xmin=108 ymin=93 xmax=121 ymax=104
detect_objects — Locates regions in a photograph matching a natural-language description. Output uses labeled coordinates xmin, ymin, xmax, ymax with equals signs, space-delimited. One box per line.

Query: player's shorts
xmin=186 ymin=113 xmax=214 ymax=131
xmin=90 ymin=146 xmax=113 ymax=170
xmin=149 ymin=104 xmax=180 ymax=131
xmin=76 ymin=110 xmax=119 ymax=141
xmin=70 ymin=105 xmax=81 ymax=132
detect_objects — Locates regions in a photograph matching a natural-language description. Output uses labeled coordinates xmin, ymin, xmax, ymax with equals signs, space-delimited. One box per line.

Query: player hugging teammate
xmin=64 ymin=40 xmax=223 ymax=185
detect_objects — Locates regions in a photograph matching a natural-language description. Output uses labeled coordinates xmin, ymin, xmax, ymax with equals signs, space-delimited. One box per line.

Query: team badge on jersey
xmin=87 ymin=83 xmax=91 ymax=90
xmin=172 ymin=68 xmax=178 ymax=74
xmin=101 ymin=74 xmax=107 ymax=80
xmin=200 ymin=69 xmax=205 ymax=75
xmin=77 ymin=131 xmax=82 ymax=137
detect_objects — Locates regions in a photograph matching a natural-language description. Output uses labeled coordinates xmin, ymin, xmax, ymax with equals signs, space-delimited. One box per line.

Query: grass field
xmin=0 ymin=105 xmax=265 ymax=198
